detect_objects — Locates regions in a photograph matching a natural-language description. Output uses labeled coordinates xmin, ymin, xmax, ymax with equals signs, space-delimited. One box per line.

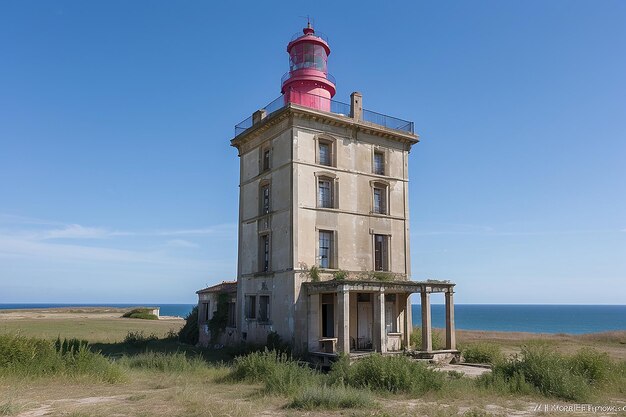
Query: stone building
xmin=198 ymin=24 xmax=457 ymax=359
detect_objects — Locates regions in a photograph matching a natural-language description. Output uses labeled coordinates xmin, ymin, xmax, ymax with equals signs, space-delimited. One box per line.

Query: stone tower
xmin=230 ymin=25 xmax=456 ymax=356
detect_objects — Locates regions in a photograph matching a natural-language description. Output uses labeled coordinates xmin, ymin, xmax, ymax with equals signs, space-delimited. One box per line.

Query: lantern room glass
xmin=289 ymin=43 xmax=328 ymax=73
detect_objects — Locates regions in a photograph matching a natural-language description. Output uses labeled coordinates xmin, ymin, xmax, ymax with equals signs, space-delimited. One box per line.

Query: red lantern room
xmin=281 ymin=23 xmax=336 ymax=111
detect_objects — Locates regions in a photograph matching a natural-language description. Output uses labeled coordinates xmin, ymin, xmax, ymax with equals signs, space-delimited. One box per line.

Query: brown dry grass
xmin=455 ymin=329 xmax=626 ymax=361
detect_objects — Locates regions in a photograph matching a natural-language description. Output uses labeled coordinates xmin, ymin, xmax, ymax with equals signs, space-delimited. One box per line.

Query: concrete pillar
xmin=337 ymin=287 xmax=350 ymax=353
xmin=445 ymin=291 xmax=456 ymax=350
xmin=373 ymin=290 xmax=387 ymax=353
xmin=350 ymin=92 xmax=363 ymax=121
xmin=252 ymin=109 xmax=267 ymax=125
xmin=420 ymin=291 xmax=432 ymax=352
xmin=308 ymin=293 xmax=320 ymax=352
xmin=404 ymin=293 xmax=412 ymax=349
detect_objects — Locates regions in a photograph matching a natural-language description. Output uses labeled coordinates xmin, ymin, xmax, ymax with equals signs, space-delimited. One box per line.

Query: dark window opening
xmin=321 ymin=294 xmax=335 ymax=337
xmin=374 ymin=151 xmax=385 ymax=175
xmin=259 ymin=295 xmax=270 ymax=322
xmin=263 ymin=149 xmax=270 ymax=171
xmin=245 ymin=295 xmax=256 ymax=319
xmin=319 ymin=230 xmax=332 ymax=268
xmin=374 ymin=234 xmax=389 ymax=271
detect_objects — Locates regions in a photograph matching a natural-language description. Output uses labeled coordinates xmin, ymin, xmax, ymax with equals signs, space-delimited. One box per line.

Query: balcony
xmin=281 ymin=70 xmax=336 ymax=88
xmin=234 ymin=91 xmax=415 ymax=137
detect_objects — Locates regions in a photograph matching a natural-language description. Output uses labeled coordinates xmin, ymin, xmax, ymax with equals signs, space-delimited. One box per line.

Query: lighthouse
xmin=281 ymin=23 xmax=336 ymax=111
xmin=218 ymin=24 xmax=458 ymax=361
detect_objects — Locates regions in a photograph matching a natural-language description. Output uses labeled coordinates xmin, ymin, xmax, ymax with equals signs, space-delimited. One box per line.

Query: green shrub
xmin=332 ymin=270 xmax=348 ymax=281
xmin=410 ymin=327 xmax=445 ymax=350
xmin=569 ymin=348 xmax=611 ymax=385
xmin=230 ymin=350 xmax=317 ymax=395
xmin=266 ymin=331 xmax=290 ymax=354
xmin=340 ymin=354 xmax=444 ymax=394
xmin=178 ymin=306 xmax=199 ymax=345
xmin=0 ymin=334 xmax=124 ymax=383
xmin=54 ymin=337 xmax=89 ymax=355
xmin=128 ymin=312 xmax=158 ymax=320
xmin=309 ymin=265 xmax=320 ymax=282
xmin=122 ymin=308 xmax=157 ymax=319
xmin=477 ymin=344 xmax=614 ymax=402
xmin=289 ymin=384 xmax=373 ymax=410
xmin=123 ymin=331 xmax=158 ymax=347
xmin=372 ymin=271 xmax=392 ymax=281
xmin=462 ymin=343 xmax=505 ymax=365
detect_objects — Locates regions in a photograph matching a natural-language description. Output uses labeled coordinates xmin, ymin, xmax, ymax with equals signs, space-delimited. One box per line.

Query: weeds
xmin=0 ymin=401 xmax=21 ymax=416
xmin=123 ymin=331 xmax=158 ymax=347
xmin=289 ymin=384 xmax=374 ymax=410
xmin=410 ymin=327 xmax=445 ymax=350
xmin=229 ymin=349 xmax=317 ymax=395
xmin=332 ymin=270 xmax=348 ymax=281
xmin=0 ymin=334 xmax=124 ymax=383
xmin=477 ymin=343 xmax=624 ymax=402
xmin=118 ymin=351 xmax=209 ymax=373
xmin=332 ymin=354 xmax=444 ymax=395
xmin=462 ymin=342 xmax=505 ymax=364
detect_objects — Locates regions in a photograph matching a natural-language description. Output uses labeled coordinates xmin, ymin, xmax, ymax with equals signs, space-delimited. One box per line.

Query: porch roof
xmin=302 ymin=279 xmax=455 ymax=294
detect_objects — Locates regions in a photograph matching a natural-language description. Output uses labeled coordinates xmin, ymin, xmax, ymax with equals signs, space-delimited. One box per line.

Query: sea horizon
xmin=1 ymin=303 xmax=624 ymax=335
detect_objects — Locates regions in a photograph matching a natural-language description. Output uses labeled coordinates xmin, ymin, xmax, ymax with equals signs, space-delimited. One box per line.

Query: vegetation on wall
xmin=178 ymin=306 xmax=199 ymax=345
xmin=309 ymin=265 xmax=320 ymax=282
xmin=332 ymin=270 xmax=347 ymax=281
xmin=208 ymin=293 xmax=230 ymax=343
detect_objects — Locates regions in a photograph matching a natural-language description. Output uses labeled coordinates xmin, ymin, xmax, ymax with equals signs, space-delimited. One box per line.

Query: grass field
xmin=0 ymin=308 xmax=624 ymax=417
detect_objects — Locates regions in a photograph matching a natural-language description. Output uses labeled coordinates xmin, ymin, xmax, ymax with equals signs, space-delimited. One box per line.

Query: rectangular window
xmin=262 ymin=148 xmax=270 ymax=171
xmin=318 ymin=179 xmax=332 ymax=208
xmin=202 ymin=302 xmax=209 ymax=322
xmin=374 ymin=234 xmax=389 ymax=271
xmin=259 ymin=295 xmax=270 ymax=322
xmin=227 ymin=302 xmax=236 ymax=327
xmin=373 ymin=186 xmax=386 ymax=214
xmin=374 ymin=151 xmax=385 ymax=175
xmin=321 ymin=294 xmax=335 ymax=337
xmin=245 ymin=295 xmax=256 ymax=319
xmin=259 ymin=234 xmax=270 ymax=272
xmin=319 ymin=230 xmax=332 ymax=268
xmin=261 ymin=185 xmax=270 ymax=214
xmin=319 ymin=142 xmax=331 ymax=166
xmin=385 ymin=295 xmax=397 ymax=333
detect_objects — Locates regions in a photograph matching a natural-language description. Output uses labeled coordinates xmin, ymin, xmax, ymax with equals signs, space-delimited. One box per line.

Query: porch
xmin=304 ymin=280 xmax=457 ymax=358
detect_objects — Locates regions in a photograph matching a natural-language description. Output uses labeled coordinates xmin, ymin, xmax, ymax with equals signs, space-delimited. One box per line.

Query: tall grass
xmin=0 ymin=334 xmax=125 ymax=383
xmin=410 ymin=327 xmax=445 ymax=350
xmin=461 ymin=342 xmax=505 ymax=364
xmin=478 ymin=343 xmax=624 ymax=402
xmin=288 ymin=384 xmax=373 ymax=410
xmin=229 ymin=349 xmax=318 ymax=395
xmin=330 ymin=354 xmax=444 ymax=395
xmin=118 ymin=351 xmax=209 ymax=373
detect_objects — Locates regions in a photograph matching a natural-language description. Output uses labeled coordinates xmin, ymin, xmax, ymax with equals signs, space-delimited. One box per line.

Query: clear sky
xmin=1 ymin=1 xmax=624 ymax=304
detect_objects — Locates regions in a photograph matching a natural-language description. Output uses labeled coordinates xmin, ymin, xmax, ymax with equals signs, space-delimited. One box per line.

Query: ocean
xmin=1 ymin=303 xmax=624 ymax=335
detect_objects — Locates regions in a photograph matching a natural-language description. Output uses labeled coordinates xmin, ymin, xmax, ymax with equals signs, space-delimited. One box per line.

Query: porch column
xmin=308 ymin=293 xmax=320 ymax=352
xmin=404 ymin=293 xmax=412 ymax=349
xmin=445 ymin=290 xmax=456 ymax=350
xmin=337 ymin=286 xmax=350 ymax=353
xmin=420 ymin=291 xmax=432 ymax=352
xmin=373 ymin=290 xmax=387 ymax=353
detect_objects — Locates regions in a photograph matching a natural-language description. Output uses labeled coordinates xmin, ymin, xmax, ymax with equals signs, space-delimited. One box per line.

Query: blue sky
xmin=1 ymin=1 xmax=624 ymax=304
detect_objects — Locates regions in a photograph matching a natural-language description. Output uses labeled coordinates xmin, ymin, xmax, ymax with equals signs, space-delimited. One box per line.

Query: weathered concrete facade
xmin=228 ymin=97 xmax=457 ymax=356
xmin=196 ymin=281 xmax=237 ymax=347
xmin=198 ymin=26 xmax=457 ymax=358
